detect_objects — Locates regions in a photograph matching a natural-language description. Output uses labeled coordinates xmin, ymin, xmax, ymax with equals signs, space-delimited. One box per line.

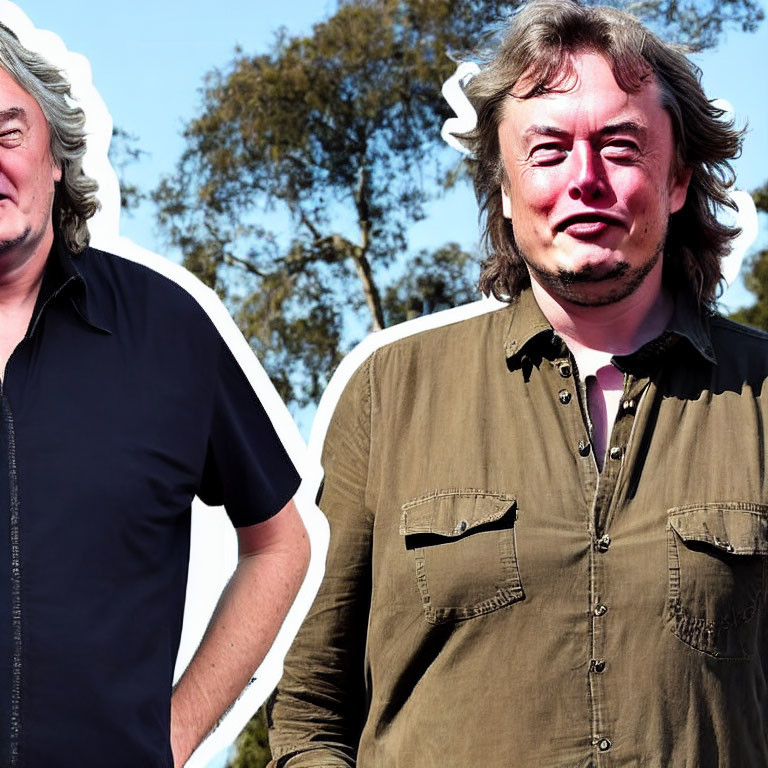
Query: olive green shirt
xmin=270 ymin=289 xmax=768 ymax=768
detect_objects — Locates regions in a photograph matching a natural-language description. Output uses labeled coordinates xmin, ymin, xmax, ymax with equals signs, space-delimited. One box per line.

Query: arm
xmin=268 ymin=361 xmax=374 ymax=768
xmin=170 ymin=499 xmax=310 ymax=768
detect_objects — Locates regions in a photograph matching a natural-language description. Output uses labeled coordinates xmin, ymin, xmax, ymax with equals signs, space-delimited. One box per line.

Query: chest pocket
xmin=667 ymin=502 xmax=768 ymax=659
xmin=400 ymin=490 xmax=524 ymax=624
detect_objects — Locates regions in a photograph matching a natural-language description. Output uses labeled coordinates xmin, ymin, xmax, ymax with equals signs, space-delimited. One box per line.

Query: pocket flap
xmin=400 ymin=490 xmax=516 ymax=538
xmin=668 ymin=503 xmax=768 ymax=555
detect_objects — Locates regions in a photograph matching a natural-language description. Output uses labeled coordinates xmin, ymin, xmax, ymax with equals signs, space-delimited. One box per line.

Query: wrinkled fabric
xmin=270 ymin=289 xmax=768 ymax=768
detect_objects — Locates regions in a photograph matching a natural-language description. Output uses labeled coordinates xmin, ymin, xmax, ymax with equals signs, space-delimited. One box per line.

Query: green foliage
xmin=154 ymin=0 xmax=764 ymax=407
xmin=729 ymin=247 xmax=768 ymax=332
xmin=752 ymin=179 xmax=768 ymax=215
xmin=383 ymin=243 xmax=481 ymax=324
xmin=611 ymin=0 xmax=763 ymax=49
xmin=227 ymin=705 xmax=270 ymax=768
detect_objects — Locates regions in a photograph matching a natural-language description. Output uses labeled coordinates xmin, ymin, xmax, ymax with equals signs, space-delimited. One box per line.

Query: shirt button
xmin=559 ymin=362 xmax=572 ymax=378
xmin=598 ymin=738 xmax=612 ymax=752
xmin=577 ymin=440 xmax=591 ymax=457
xmin=594 ymin=604 xmax=608 ymax=617
xmin=591 ymin=659 xmax=606 ymax=673
xmin=558 ymin=389 xmax=571 ymax=404
xmin=609 ymin=445 xmax=623 ymax=460
xmin=596 ymin=534 xmax=611 ymax=552
xmin=457 ymin=520 xmax=468 ymax=533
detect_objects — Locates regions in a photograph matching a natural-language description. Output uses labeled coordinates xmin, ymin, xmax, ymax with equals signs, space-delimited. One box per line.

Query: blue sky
xmin=6 ymin=1 xmax=768 ymax=765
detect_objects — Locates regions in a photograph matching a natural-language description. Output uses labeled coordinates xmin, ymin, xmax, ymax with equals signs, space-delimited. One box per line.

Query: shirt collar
xmin=504 ymin=287 xmax=717 ymax=370
xmin=29 ymin=237 xmax=112 ymax=337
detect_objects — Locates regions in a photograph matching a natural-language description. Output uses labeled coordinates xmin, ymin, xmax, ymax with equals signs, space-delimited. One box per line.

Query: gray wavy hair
xmin=0 ymin=22 xmax=99 ymax=253
xmin=460 ymin=0 xmax=743 ymax=308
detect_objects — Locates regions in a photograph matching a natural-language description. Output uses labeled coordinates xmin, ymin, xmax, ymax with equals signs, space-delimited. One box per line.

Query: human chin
xmin=0 ymin=225 xmax=33 ymax=253
xmin=522 ymin=243 xmax=661 ymax=307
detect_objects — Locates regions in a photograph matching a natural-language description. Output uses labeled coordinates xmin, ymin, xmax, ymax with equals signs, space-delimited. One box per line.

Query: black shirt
xmin=0 ymin=241 xmax=301 ymax=768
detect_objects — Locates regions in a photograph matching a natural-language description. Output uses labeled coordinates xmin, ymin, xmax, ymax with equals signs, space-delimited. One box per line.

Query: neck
xmin=530 ymin=262 xmax=672 ymax=362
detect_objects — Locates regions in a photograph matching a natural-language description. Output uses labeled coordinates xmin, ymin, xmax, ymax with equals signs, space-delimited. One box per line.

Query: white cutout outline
xmin=709 ymin=99 xmax=759 ymax=287
xmin=0 ymin=5 xmax=328 ymax=766
xmin=440 ymin=61 xmax=480 ymax=155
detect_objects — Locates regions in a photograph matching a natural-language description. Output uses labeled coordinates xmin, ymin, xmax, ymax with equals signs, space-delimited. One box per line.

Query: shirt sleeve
xmin=268 ymin=356 xmax=374 ymax=767
xmin=198 ymin=338 xmax=301 ymax=527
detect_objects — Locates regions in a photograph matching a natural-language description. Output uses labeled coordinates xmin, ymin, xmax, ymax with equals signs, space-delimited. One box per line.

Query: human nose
xmin=567 ymin=144 xmax=606 ymax=201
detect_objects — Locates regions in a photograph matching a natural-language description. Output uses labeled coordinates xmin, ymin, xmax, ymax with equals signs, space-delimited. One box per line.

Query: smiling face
xmin=498 ymin=52 xmax=691 ymax=306
xmin=0 ymin=67 xmax=61 ymax=261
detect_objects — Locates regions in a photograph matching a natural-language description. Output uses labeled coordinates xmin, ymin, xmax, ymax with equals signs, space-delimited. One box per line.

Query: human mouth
xmin=556 ymin=213 xmax=624 ymax=238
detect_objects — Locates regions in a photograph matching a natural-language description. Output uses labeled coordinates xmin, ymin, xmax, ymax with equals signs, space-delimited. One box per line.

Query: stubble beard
xmin=513 ymin=234 xmax=666 ymax=308
xmin=0 ymin=227 xmax=33 ymax=254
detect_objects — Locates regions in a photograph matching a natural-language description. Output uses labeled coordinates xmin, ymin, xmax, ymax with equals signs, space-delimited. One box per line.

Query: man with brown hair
xmin=269 ymin=1 xmax=765 ymax=766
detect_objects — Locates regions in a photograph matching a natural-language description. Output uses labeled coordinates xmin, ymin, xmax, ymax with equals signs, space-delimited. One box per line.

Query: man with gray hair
xmin=0 ymin=22 xmax=310 ymax=768
xmin=269 ymin=1 xmax=766 ymax=766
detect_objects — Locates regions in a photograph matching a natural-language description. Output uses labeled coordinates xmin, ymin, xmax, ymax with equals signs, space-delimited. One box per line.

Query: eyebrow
xmin=522 ymin=121 xmax=648 ymax=143
xmin=0 ymin=107 xmax=28 ymax=124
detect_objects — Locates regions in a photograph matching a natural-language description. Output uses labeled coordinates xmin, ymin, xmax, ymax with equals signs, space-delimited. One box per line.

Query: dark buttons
xmin=457 ymin=520 xmax=468 ymax=534
xmin=559 ymin=362 xmax=572 ymax=378
xmin=594 ymin=604 xmax=608 ymax=617
xmin=577 ymin=440 xmax=591 ymax=457
xmin=596 ymin=534 xmax=611 ymax=552
xmin=609 ymin=446 xmax=623 ymax=460
xmin=597 ymin=738 xmax=612 ymax=752
xmin=558 ymin=389 xmax=572 ymax=404
xmin=591 ymin=659 xmax=606 ymax=673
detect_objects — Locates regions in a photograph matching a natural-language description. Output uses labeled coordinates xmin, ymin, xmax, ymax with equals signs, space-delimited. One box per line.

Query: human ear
xmin=501 ymin=183 xmax=513 ymax=219
xmin=669 ymin=166 xmax=692 ymax=214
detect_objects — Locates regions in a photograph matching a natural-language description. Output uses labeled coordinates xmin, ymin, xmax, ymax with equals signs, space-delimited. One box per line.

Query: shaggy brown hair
xmin=0 ymin=22 xmax=99 ymax=254
xmin=460 ymin=0 xmax=743 ymax=307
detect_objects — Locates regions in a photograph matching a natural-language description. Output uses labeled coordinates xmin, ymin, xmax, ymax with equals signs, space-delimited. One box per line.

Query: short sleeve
xmin=198 ymin=339 xmax=301 ymax=527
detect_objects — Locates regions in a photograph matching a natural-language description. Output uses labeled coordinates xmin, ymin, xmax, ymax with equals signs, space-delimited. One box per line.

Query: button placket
xmin=585 ymin=375 xmax=650 ymax=764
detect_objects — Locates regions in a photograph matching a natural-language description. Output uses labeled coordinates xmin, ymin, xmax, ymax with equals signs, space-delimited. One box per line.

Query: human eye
xmin=602 ymin=139 xmax=640 ymax=161
xmin=0 ymin=127 xmax=23 ymax=147
xmin=529 ymin=143 xmax=567 ymax=166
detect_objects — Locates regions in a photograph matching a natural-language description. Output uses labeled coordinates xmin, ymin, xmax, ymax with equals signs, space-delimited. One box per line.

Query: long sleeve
xmin=268 ymin=358 xmax=374 ymax=767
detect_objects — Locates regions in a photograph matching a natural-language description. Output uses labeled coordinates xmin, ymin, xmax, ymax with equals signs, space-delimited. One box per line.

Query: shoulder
xmin=314 ymin=300 xmax=511 ymax=438
xmin=338 ymin=300 xmax=509 ymax=388
xmin=710 ymin=314 xmax=768 ymax=344
xmin=708 ymin=314 xmax=768 ymax=381
xmin=370 ymin=299 xmax=510 ymax=371
xmin=710 ymin=314 xmax=768 ymax=355
xmin=74 ymin=245 xmax=227 ymax=344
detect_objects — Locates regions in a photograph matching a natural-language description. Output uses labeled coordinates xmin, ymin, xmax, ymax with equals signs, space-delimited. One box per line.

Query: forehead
xmin=501 ymin=52 xmax=667 ymax=140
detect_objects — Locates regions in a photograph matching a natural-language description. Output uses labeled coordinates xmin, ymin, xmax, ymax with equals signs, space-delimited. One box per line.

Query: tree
xmin=154 ymin=0 xmax=763 ymax=407
xmin=729 ymin=179 xmax=768 ymax=330
xmin=108 ymin=127 xmax=146 ymax=212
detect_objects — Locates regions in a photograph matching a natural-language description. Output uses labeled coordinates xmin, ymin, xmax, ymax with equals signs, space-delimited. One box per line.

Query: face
xmin=0 ymin=67 xmax=61 ymax=259
xmin=498 ymin=52 xmax=691 ymax=306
